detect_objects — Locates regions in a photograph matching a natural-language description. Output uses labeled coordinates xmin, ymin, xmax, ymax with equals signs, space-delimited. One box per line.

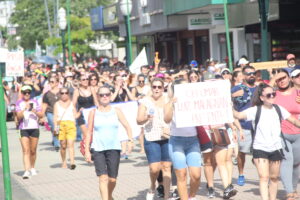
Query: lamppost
xmin=120 ymin=0 xmax=133 ymax=66
xmin=58 ymin=7 xmax=67 ymax=68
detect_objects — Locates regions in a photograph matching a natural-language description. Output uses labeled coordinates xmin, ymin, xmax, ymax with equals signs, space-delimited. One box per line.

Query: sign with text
xmin=174 ymin=80 xmax=234 ymax=128
xmin=250 ymin=60 xmax=287 ymax=70
xmin=5 ymin=51 xmax=24 ymax=77
xmin=188 ymin=14 xmax=212 ymax=30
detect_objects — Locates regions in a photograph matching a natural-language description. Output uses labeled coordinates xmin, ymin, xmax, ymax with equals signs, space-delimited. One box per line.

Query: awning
xmin=163 ymin=0 xmax=245 ymax=15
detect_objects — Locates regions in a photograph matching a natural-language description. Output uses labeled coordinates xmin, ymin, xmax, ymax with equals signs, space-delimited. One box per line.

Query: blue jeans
xmin=144 ymin=138 xmax=170 ymax=164
xmin=168 ymin=136 xmax=202 ymax=169
xmin=46 ymin=112 xmax=60 ymax=147
xmin=76 ymin=123 xmax=82 ymax=141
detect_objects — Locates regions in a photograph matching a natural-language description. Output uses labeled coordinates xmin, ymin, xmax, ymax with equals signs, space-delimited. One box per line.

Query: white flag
xmin=129 ymin=47 xmax=148 ymax=74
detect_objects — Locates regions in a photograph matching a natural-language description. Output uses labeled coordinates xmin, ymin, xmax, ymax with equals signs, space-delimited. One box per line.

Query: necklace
xmin=234 ymin=84 xmax=253 ymax=104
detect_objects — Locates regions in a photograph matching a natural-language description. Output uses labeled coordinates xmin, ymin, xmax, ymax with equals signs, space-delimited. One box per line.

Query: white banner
xmin=5 ymin=51 xmax=24 ymax=77
xmin=174 ymin=80 xmax=234 ymax=128
xmin=129 ymin=47 xmax=148 ymax=74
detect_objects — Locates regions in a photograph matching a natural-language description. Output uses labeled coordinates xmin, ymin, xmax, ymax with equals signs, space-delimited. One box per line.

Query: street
xmin=0 ymin=122 xmax=291 ymax=200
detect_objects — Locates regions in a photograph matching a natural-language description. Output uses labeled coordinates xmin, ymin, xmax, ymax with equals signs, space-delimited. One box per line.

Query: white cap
xmin=238 ymin=58 xmax=249 ymax=66
xmin=291 ymin=69 xmax=300 ymax=78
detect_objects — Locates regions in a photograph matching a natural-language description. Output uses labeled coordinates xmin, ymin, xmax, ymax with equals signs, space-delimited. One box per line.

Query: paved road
xmin=0 ymin=122 xmax=293 ymax=200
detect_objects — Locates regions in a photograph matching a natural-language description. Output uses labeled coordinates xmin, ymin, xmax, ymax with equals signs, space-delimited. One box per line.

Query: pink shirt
xmin=275 ymin=89 xmax=300 ymax=135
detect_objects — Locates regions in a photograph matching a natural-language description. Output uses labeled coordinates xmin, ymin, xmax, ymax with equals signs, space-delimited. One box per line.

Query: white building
xmin=0 ymin=1 xmax=15 ymax=27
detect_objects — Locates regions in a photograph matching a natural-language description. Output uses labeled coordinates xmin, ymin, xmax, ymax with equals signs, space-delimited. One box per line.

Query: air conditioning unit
xmin=140 ymin=13 xmax=151 ymax=26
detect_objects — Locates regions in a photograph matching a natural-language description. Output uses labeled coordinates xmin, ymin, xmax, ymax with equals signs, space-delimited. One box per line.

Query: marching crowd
xmin=2 ymin=53 xmax=300 ymax=200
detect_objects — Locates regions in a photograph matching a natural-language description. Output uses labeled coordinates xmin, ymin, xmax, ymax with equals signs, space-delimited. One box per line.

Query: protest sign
xmin=5 ymin=51 xmax=24 ymax=77
xmin=129 ymin=47 xmax=148 ymax=74
xmin=250 ymin=60 xmax=287 ymax=70
xmin=174 ymin=80 xmax=234 ymax=128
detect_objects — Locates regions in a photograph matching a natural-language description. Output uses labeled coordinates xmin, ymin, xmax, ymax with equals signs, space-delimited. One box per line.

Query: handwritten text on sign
xmin=174 ymin=80 xmax=234 ymax=128
xmin=6 ymin=51 xmax=24 ymax=77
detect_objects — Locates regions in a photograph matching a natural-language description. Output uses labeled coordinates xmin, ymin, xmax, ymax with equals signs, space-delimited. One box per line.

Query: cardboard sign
xmin=250 ymin=60 xmax=287 ymax=70
xmin=5 ymin=51 xmax=24 ymax=77
xmin=174 ymin=80 xmax=234 ymax=128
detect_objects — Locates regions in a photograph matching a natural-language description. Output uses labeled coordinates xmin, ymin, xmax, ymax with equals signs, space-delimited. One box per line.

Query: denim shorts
xmin=144 ymin=138 xmax=170 ymax=164
xmin=168 ymin=136 xmax=202 ymax=169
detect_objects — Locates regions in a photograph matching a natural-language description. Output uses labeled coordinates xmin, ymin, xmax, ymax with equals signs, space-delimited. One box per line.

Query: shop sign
xmin=157 ymin=32 xmax=177 ymax=42
xmin=103 ymin=4 xmax=118 ymax=27
xmin=211 ymin=9 xmax=225 ymax=25
xmin=188 ymin=14 xmax=212 ymax=30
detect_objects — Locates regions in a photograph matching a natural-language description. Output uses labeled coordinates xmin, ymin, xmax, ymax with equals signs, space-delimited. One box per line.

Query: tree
xmin=9 ymin=0 xmax=113 ymax=50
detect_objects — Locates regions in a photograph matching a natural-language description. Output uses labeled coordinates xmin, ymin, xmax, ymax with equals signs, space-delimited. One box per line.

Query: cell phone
xmin=29 ymin=103 xmax=34 ymax=111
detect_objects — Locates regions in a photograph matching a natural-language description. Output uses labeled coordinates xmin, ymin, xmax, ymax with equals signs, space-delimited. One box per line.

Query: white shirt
xmin=244 ymin=105 xmax=291 ymax=152
xmin=170 ymin=118 xmax=197 ymax=137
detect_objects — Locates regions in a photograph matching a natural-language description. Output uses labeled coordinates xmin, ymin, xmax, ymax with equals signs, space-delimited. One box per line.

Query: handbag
xmin=196 ymin=126 xmax=211 ymax=145
xmin=210 ymin=127 xmax=231 ymax=146
xmin=80 ymin=109 xmax=95 ymax=156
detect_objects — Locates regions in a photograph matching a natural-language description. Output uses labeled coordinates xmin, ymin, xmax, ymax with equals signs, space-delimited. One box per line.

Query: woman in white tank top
xmin=54 ymin=88 xmax=80 ymax=169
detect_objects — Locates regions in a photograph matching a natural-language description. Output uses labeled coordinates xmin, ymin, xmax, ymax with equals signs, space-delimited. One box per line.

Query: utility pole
xmin=223 ymin=0 xmax=233 ymax=71
xmin=258 ymin=0 xmax=270 ymax=61
xmin=66 ymin=0 xmax=72 ymax=64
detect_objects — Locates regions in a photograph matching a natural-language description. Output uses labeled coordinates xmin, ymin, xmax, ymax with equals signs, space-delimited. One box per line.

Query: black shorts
xmin=76 ymin=115 xmax=85 ymax=126
xmin=92 ymin=150 xmax=121 ymax=178
xmin=253 ymin=149 xmax=283 ymax=161
xmin=20 ymin=129 xmax=40 ymax=138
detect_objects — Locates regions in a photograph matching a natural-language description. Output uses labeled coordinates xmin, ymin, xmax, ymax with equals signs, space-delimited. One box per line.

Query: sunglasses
xmin=121 ymin=74 xmax=127 ymax=77
xmin=263 ymin=92 xmax=276 ymax=99
xmin=139 ymin=80 xmax=145 ymax=83
xmin=81 ymin=79 xmax=88 ymax=81
xmin=190 ymin=75 xmax=198 ymax=79
xmin=22 ymin=91 xmax=31 ymax=95
xmin=293 ymin=74 xmax=300 ymax=79
xmin=222 ymin=71 xmax=231 ymax=75
xmin=152 ymin=85 xmax=163 ymax=90
xmin=99 ymin=93 xmax=111 ymax=97
xmin=90 ymin=78 xmax=97 ymax=81
xmin=60 ymin=92 xmax=69 ymax=95
xmin=244 ymin=72 xmax=256 ymax=76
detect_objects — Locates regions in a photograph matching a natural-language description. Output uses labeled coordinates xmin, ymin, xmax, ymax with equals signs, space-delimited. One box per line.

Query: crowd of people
xmin=2 ymin=53 xmax=300 ymax=200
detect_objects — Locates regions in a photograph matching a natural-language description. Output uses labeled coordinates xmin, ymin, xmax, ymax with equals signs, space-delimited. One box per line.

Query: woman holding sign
xmin=164 ymin=79 xmax=202 ymax=200
xmin=137 ymin=78 xmax=172 ymax=200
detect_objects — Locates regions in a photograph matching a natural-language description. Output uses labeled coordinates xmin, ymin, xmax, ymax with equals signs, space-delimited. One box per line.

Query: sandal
xmin=70 ymin=164 xmax=76 ymax=170
xmin=287 ymin=193 xmax=295 ymax=200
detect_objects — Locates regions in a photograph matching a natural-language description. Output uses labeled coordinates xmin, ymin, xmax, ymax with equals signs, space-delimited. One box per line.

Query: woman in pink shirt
xmin=274 ymin=68 xmax=300 ymax=200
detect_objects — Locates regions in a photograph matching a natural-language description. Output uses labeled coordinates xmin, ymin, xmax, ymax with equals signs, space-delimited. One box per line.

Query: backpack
xmin=251 ymin=104 xmax=289 ymax=152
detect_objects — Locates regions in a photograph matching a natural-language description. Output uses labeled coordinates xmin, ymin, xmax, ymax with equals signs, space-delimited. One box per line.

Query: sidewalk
xmin=0 ymin=122 xmax=291 ymax=199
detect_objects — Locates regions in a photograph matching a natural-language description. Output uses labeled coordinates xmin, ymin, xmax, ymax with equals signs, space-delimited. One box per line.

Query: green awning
xmin=164 ymin=0 xmax=245 ymax=15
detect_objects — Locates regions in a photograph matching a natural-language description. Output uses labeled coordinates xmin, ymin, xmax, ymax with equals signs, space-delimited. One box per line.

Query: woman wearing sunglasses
xmin=188 ymin=70 xmax=202 ymax=83
xmin=137 ymin=78 xmax=171 ymax=200
xmin=84 ymin=86 xmax=133 ymax=200
xmin=89 ymin=73 xmax=101 ymax=94
xmin=234 ymin=83 xmax=300 ymax=200
xmin=53 ymin=88 xmax=80 ymax=169
xmin=272 ymin=69 xmax=300 ymax=200
xmin=16 ymin=85 xmax=43 ymax=179
xmin=73 ymin=74 xmax=98 ymax=139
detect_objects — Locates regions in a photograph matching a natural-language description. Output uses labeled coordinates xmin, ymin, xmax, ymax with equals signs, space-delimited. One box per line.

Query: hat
xmin=238 ymin=58 xmax=249 ymax=66
xmin=21 ymin=85 xmax=32 ymax=91
xmin=221 ymin=68 xmax=231 ymax=74
xmin=155 ymin=73 xmax=165 ymax=78
xmin=286 ymin=54 xmax=296 ymax=60
xmin=291 ymin=69 xmax=300 ymax=78
xmin=190 ymin=60 xmax=198 ymax=67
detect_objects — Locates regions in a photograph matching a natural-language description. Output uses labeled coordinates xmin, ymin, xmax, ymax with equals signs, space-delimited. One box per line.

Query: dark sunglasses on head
xmin=264 ymin=92 xmax=276 ymax=99
xmin=244 ymin=72 xmax=256 ymax=76
xmin=22 ymin=91 xmax=31 ymax=95
xmin=60 ymin=92 xmax=69 ymax=95
xmin=152 ymin=85 xmax=163 ymax=90
xmin=99 ymin=93 xmax=111 ymax=97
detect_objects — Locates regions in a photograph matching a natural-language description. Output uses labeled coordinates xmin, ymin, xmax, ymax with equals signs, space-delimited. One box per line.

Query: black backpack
xmin=251 ymin=104 xmax=289 ymax=152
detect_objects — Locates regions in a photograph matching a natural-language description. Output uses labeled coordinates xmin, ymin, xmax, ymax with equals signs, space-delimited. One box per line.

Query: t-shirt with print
xmin=231 ymin=84 xmax=257 ymax=130
xmin=16 ymin=99 xmax=41 ymax=130
xmin=42 ymin=91 xmax=60 ymax=113
xmin=244 ymin=105 xmax=290 ymax=152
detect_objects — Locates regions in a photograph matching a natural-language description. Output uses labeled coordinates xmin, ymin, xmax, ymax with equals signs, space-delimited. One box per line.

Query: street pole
xmin=126 ymin=0 xmax=132 ymax=66
xmin=258 ymin=0 xmax=270 ymax=80
xmin=223 ymin=0 xmax=233 ymax=71
xmin=66 ymin=0 xmax=72 ymax=64
xmin=61 ymin=30 xmax=66 ymax=68
xmin=0 ymin=64 xmax=12 ymax=200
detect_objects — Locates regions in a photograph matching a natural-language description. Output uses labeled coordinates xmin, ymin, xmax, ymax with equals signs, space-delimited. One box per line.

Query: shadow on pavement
xmin=39 ymin=142 xmax=52 ymax=146
xmin=14 ymin=171 xmax=24 ymax=177
xmin=127 ymin=188 xmax=148 ymax=200
xmin=120 ymin=159 xmax=136 ymax=164
xmin=49 ymin=163 xmax=63 ymax=168
xmin=39 ymin=147 xmax=58 ymax=152
xmin=133 ymin=161 xmax=148 ymax=167
xmin=74 ymin=156 xmax=85 ymax=161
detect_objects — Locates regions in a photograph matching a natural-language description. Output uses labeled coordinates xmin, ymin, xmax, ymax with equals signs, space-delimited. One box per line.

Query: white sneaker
xmin=30 ymin=168 xmax=38 ymax=176
xmin=22 ymin=171 xmax=31 ymax=179
xmin=146 ymin=191 xmax=155 ymax=200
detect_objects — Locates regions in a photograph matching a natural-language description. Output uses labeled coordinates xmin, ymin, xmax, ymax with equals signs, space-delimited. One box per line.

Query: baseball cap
xmin=291 ymin=69 xmax=300 ymax=78
xmin=238 ymin=58 xmax=249 ymax=66
xmin=221 ymin=68 xmax=231 ymax=74
xmin=286 ymin=54 xmax=296 ymax=60
xmin=190 ymin=60 xmax=198 ymax=67
xmin=21 ymin=85 xmax=32 ymax=91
